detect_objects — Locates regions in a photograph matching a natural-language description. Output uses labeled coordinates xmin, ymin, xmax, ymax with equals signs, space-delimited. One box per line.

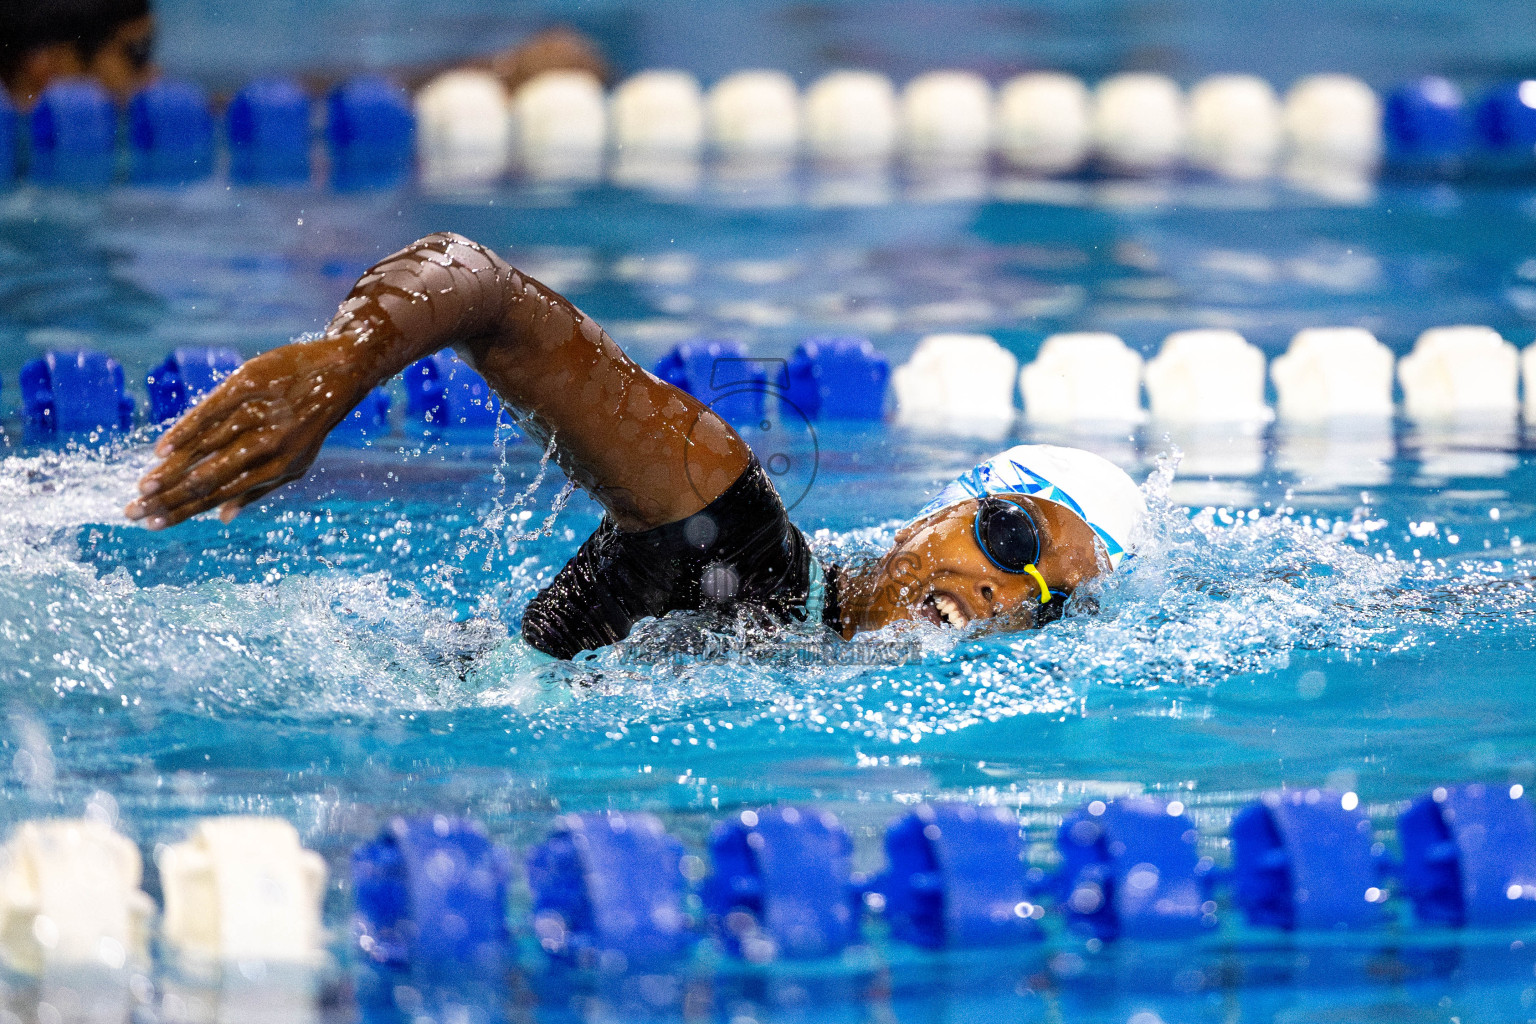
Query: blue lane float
xmin=405 ymin=351 xmax=500 ymax=429
xmin=145 ymin=347 xmax=242 ymax=422
xmin=29 ymin=78 xmax=117 ymax=186
xmin=20 ymin=350 xmax=135 ymax=433
xmin=655 ymin=340 xmax=767 ymax=426
xmin=352 ymin=816 xmax=512 ymax=969
xmin=128 ymin=80 xmax=215 ymax=184
xmin=1474 ymin=81 xmax=1536 ymax=153
xmin=327 ymin=77 xmax=415 ymax=190
xmin=526 ymin=812 xmax=693 ymax=970
xmin=228 ymin=79 xmax=312 ymax=185
xmin=1055 ymin=797 xmax=1214 ymax=941
xmin=1398 ymin=783 xmax=1536 ymax=928
xmin=332 ymin=387 xmax=392 ymax=437
xmin=0 ymin=89 xmax=15 ymax=183
xmin=1384 ymin=77 xmax=1469 ymax=161
xmin=877 ymin=803 xmax=1040 ymax=949
xmin=779 ymin=336 xmax=889 ymax=421
xmin=704 ymin=806 xmax=861 ymax=960
xmin=1231 ymin=789 xmax=1385 ymax=931
xmin=31 ymin=783 xmax=1534 ymax=980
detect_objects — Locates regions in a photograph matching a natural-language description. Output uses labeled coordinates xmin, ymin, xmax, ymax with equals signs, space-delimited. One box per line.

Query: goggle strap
xmin=1022 ymin=563 xmax=1052 ymax=605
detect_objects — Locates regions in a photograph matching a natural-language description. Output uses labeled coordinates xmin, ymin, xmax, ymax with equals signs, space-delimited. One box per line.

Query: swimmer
xmin=124 ymin=233 xmax=1145 ymax=659
xmin=1 ymin=0 xmax=157 ymax=107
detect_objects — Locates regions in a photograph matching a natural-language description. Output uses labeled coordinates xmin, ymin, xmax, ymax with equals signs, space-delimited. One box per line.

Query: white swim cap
xmin=915 ymin=444 xmax=1145 ymax=569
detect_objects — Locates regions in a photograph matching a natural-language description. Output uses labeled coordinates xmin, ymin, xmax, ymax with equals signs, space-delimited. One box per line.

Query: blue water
xmin=156 ymin=0 xmax=1536 ymax=94
xmin=4 ymin=0 xmax=1536 ymax=1014
xmin=2 ymin=174 xmax=1536 ymax=1019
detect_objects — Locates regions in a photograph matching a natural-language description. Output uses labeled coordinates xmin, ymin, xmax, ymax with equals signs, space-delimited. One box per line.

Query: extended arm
xmin=126 ymin=232 xmax=750 ymax=531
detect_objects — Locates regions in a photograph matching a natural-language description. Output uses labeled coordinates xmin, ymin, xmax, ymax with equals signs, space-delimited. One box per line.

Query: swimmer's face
xmin=91 ymin=15 xmax=158 ymax=103
xmin=847 ymin=493 xmax=1106 ymax=635
xmin=6 ymin=14 xmax=157 ymax=107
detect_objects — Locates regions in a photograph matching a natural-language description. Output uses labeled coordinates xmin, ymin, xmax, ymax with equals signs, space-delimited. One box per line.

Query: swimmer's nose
xmin=977 ymin=583 xmax=995 ymax=614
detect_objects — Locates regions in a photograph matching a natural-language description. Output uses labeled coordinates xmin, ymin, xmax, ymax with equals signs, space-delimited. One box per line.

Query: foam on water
xmin=497 ymin=450 xmax=1433 ymax=748
xmin=0 ymin=439 xmax=512 ymax=717
xmin=0 ymin=438 xmax=1530 ymax=789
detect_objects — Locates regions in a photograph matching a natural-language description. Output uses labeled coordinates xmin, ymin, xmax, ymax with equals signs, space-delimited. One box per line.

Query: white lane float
xmin=1145 ymin=329 xmax=1271 ymax=423
xmin=996 ymin=72 xmax=1092 ymax=175
xmin=1019 ymin=332 xmax=1144 ymax=423
xmin=1270 ymin=327 xmax=1395 ymax=421
xmin=1283 ymin=74 xmax=1383 ymax=176
xmin=512 ymin=71 xmax=607 ymax=181
xmin=1398 ymin=326 xmax=1520 ymax=419
xmin=0 ymin=819 xmax=153 ymax=974
xmin=804 ymin=71 xmax=899 ymax=164
xmin=707 ymin=70 xmax=800 ymax=157
xmin=1187 ymin=74 xmax=1282 ymax=179
xmin=610 ymin=70 xmax=705 ymax=154
xmin=893 ymin=333 xmax=1018 ymax=433
xmin=1093 ymin=73 xmax=1186 ymax=173
xmin=1524 ymin=342 xmax=1536 ymax=423
xmin=160 ymin=816 xmax=328 ymax=964
xmin=900 ymin=71 xmax=993 ymax=164
xmin=415 ymin=70 xmax=512 ymax=187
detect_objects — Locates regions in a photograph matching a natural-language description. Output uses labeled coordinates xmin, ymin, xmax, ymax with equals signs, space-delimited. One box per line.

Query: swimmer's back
xmin=522 ymin=456 xmax=836 ymax=658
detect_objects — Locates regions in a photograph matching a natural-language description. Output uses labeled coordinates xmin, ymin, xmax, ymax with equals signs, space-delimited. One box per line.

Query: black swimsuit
xmin=521 ymin=457 xmax=840 ymax=660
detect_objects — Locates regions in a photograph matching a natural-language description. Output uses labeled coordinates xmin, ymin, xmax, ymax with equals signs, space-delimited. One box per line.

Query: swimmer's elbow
xmin=421 ymin=230 xmax=488 ymax=256
xmin=420 ymin=231 xmax=512 ymax=278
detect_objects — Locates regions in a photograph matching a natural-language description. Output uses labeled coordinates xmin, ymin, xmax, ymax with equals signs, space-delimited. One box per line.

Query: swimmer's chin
xmin=868 ymin=588 xmax=984 ymax=632
xmin=875 ymin=599 xmax=1049 ymax=639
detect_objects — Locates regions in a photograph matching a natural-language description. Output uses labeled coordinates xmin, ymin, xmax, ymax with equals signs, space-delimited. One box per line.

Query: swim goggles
xmin=973 ymin=496 xmax=1053 ymax=605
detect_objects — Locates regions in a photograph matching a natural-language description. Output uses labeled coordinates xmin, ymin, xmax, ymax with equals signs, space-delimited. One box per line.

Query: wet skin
xmin=836 ymin=494 xmax=1107 ymax=638
xmin=125 ymin=232 xmax=1108 ymax=641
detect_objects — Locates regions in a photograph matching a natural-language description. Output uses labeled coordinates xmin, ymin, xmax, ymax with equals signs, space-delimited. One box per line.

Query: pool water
xmin=4 ymin=176 xmax=1536 ymax=1019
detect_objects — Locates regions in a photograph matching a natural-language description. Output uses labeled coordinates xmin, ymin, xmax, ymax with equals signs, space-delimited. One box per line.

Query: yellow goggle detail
xmin=1022 ymin=563 xmax=1053 ymax=605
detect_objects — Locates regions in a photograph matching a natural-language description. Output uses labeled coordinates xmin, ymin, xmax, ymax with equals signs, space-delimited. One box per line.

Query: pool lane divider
xmin=1053 ymin=796 xmax=1215 ymax=941
xmin=326 ymin=77 xmax=415 ymax=191
xmin=19 ymin=350 xmax=136 ymax=434
xmin=0 ymin=783 xmax=1531 ymax=976
xmin=159 ymin=816 xmax=329 ymax=964
xmin=27 ymin=322 xmax=1533 ymax=442
xmin=0 ymin=88 xmax=15 ymax=183
xmin=228 ymin=79 xmax=312 ymax=185
xmin=374 ymin=784 xmax=1536 ymax=972
xmin=527 ymin=811 xmax=693 ymax=969
xmin=28 ymin=78 xmax=117 ymax=187
xmin=876 ymin=803 xmax=1043 ymax=948
xmin=352 ymin=816 xmax=512 ymax=970
xmin=403 ymin=350 xmax=502 ymax=429
xmin=2 ymin=72 xmax=1536 ymax=191
xmin=146 ymin=347 xmax=242 ymax=424
xmin=703 ymin=805 xmax=863 ymax=960
xmin=128 ymin=80 xmax=216 ymax=185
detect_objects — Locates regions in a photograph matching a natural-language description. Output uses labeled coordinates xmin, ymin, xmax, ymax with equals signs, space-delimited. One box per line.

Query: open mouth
xmin=916 ymin=591 xmax=971 ymax=629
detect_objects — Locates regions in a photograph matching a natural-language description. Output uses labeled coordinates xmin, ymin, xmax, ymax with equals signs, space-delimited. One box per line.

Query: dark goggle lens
xmin=975 ymin=498 xmax=1042 ymax=573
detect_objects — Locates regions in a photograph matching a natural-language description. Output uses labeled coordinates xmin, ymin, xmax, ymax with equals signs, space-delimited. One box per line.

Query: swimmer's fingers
xmin=137 ymin=400 xmax=281 ymax=499
xmin=154 ymin=339 xmax=344 ymax=456
xmin=153 ymin=368 xmax=276 ymax=458
xmin=135 ymin=456 xmax=304 ymax=530
xmin=129 ymin=337 xmax=366 ymax=528
xmin=129 ymin=427 xmax=291 ymax=524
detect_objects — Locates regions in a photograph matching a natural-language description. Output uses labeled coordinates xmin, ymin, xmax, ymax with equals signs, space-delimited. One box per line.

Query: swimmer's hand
xmin=125 ymin=337 xmax=366 ymax=530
